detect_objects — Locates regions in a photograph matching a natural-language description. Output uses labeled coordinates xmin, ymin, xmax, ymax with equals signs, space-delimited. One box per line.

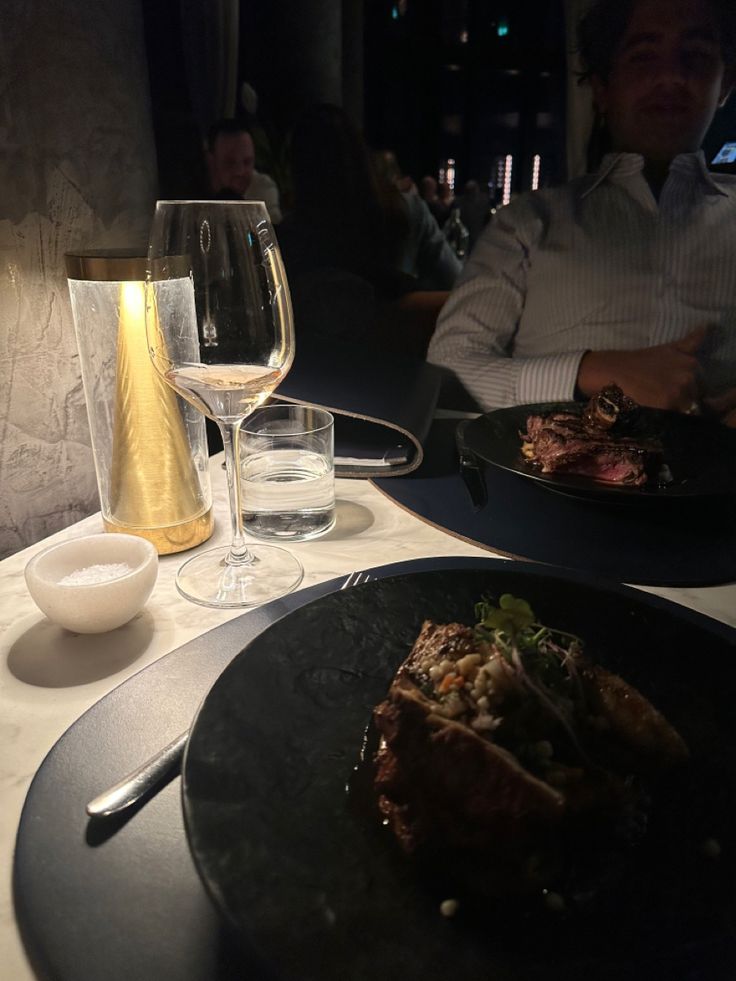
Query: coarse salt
xmin=58 ymin=562 xmax=134 ymax=586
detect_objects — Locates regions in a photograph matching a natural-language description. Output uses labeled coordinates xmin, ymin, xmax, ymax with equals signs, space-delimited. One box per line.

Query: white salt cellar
xmin=25 ymin=533 xmax=158 ymax=633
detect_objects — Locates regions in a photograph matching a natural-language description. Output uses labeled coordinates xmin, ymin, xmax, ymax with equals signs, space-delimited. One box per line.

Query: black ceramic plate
xmin=463 ymin=403 xmax=736 ymax=502
xmin=182 ymin=564 xmax=736 ymax=981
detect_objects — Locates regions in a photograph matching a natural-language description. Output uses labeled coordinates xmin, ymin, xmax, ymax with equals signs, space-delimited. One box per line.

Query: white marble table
xmin=2 ymin=456 xmax=735 ymax=980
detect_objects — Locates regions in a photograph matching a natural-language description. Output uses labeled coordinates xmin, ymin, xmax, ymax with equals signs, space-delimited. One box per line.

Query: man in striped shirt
xmin=428 ymin=0 xmax=736 ymax=425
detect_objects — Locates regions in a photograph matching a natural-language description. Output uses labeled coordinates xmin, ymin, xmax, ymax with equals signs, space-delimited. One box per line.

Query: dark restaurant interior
xmin=145 ymin=0 xmax=572 ymax=201
xmin=144 ymin=0 xmax=736 ymax=200
xmin=3 ymin=0 xmax=736 ymax=554
xmin=4 ymin=4 xmax=736 ymax=981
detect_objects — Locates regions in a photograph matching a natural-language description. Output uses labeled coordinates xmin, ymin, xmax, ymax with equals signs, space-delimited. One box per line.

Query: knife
xmin=85 ymin=569 xmax=376 ymax=819
xmin=85 ymin=729 xmax=188 ymax=818
xmin=455 ymin=418 xmax=488 ymax=511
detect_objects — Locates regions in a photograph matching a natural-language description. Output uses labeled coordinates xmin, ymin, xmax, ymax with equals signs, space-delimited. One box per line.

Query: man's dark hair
xmin=577 ymin=0 xmax=736 ymax=81
xmin=206 ymin=117 xmax=254 ymax=153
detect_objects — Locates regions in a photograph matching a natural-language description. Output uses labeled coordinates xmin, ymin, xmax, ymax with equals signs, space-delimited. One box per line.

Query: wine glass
xmin=145 ymin=200 xmax=303 ymax=608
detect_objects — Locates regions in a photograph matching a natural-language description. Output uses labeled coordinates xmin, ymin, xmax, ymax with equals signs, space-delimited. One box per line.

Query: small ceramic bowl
xmin=24 ymin=533 xmax=158 ymax=633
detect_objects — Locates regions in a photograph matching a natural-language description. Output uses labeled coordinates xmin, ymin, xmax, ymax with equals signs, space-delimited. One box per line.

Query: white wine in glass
xmin=146 ymin=200 xmax=303 ymax=608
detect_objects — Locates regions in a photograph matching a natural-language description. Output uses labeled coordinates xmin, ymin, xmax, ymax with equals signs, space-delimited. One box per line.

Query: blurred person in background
xmin=206 ymin=118 xmax=282 ymax=222
xmin=278 ymin=104 xmax=459 ymax=357
xmin=279 ymin=106 xmax=411 ymax=301
xmin=455 ymin=179 xmax=492 ymax=251
xmin=373 ymin=149 xmax=462 ymax=291
xmin=419 ymin=174 xmax=452 ymax=225
xmin=428 ymin=0 xmax=736 ymax=425
xmin=202 ymin=117 xmax=284 ymax=453
xmin=437 ymin=179 xmax=455 ymax=215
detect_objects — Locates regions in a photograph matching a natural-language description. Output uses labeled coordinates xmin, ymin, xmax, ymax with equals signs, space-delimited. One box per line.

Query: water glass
xmin=241 ymin=405 xmax=336 ymax=541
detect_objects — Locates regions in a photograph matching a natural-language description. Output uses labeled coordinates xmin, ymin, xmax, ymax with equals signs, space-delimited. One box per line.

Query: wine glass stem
xmin=219 ymin=420 xmax=253 ymax=566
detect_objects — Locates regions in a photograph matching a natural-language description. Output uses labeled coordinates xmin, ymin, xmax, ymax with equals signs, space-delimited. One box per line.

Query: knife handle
xmin=85 ymin=729 xmax=188 ymax=818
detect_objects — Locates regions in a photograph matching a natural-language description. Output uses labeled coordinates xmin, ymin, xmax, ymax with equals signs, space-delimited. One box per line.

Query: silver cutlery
xmin=86 ymin=729 xmax=188 ymax=818
xmin=85 ymin=570 xmax=373 ymax=818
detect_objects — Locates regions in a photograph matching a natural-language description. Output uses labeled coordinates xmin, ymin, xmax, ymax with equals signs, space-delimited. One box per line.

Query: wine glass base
xmin=175 ymin=544 xmax=304 ymax=609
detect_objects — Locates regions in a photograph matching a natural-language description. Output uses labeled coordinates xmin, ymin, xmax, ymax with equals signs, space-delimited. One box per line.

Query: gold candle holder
xmin=66 ymin=251 xmax=214 ymax=554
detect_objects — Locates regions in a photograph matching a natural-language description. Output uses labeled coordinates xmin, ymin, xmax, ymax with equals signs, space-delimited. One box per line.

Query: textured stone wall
xmin=0 ymin=0 xmax=158 ymax=558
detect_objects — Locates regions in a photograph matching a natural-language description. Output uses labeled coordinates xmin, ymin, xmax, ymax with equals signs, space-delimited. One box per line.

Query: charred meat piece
xmin=521 ymin=387 xmax=662 ymax=485
xmin=372 ymin=602 xmax=688 ymax=896
xmin=582 ymin=384 xmax=638 ymax=431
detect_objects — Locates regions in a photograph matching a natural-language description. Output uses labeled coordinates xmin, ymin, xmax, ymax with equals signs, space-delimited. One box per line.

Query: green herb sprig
xmin=474 ymin=594 xmax=588 ymax=760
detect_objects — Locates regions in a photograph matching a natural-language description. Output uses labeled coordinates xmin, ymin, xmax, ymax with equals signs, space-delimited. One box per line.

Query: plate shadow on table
xmin=6 ymin=611 xmax=154 ymax=688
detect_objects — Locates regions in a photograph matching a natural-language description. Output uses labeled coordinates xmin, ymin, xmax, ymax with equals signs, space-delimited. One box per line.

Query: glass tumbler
xmin=241 ymin=404 xmax=336 ymax=541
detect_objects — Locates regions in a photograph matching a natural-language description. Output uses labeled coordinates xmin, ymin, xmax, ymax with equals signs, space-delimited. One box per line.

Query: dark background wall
xmin=363 ymin=0 xmax=568 ymax=192
xmin=143 ymin=0 xmax=572 ymax=200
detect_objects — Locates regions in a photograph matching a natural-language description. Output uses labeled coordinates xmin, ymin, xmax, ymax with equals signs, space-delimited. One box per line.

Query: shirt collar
xmin=580 ymin=150 xmax=727 ymax=198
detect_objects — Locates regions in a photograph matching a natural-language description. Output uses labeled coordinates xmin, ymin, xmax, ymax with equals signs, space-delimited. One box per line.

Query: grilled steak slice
xmin=372 ymin=617 xmax=688 ymax=896
xmin=521 ymin=387 xmax=662 ymax=485
xmin=374 ymin=689 xmax=565 ymax=856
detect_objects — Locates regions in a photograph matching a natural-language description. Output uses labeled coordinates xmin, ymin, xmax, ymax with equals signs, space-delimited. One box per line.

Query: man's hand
xmin=576 ymin=326 xmax=708 ymax=412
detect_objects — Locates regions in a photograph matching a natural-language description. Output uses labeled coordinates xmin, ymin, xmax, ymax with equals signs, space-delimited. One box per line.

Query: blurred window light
xmin=460 ymin=30 xmax=469 ymax=43
xmin=502 ymin=155 xmax=513 ymax=205
xmin=494 ymin=157 xmax=505 ymax=192
xmin=532 ymin=155 xmax=541 ymax=190
xmin=446 ymin=158 xmax=456 ymax=192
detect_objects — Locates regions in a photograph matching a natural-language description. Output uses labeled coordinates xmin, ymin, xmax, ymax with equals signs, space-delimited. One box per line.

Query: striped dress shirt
xmin=427 ymin=151 xmax=736 ymax=411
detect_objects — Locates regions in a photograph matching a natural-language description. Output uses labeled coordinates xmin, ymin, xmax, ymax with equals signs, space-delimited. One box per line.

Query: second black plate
xmin=463 ymin=403 xmax=736 ymax=502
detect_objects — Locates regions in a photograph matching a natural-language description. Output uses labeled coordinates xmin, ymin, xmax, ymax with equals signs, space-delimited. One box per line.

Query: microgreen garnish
xmin=473 ymin=594 xmax=589 ymax=761
xmin=476 ymin=594 xmax=535 ymax=635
